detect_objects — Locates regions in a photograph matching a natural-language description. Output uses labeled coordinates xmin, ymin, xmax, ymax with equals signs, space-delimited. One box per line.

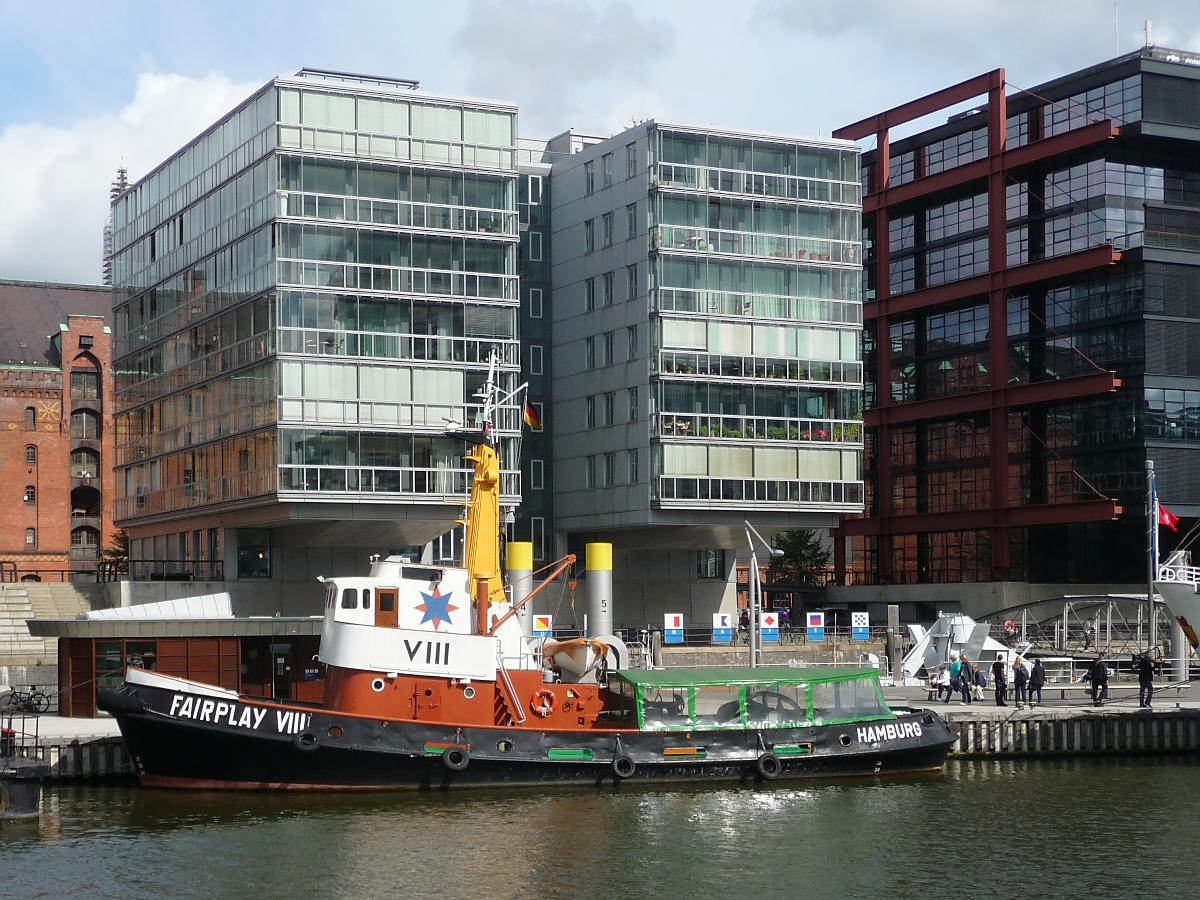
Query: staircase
xmin=0 ymin=582 xmax=107 ymax=665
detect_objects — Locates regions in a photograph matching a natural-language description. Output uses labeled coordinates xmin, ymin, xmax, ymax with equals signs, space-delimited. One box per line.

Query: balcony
xmin=652 ymin=225 xmax=859 ymax=266
xmin=656 ymin=412 xmax=863 ymax=444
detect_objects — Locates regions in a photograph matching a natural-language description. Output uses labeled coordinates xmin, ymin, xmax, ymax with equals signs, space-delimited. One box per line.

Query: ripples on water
xmin=2 ymin=758 xmax=1196 ymax=899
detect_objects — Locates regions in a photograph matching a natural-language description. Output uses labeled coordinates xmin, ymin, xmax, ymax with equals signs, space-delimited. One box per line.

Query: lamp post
xmin=745 ymin=521 xmax=784 ymax=668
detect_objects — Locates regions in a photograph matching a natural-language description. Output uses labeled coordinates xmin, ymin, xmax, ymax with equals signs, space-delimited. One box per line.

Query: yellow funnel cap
xmin=507 ymin=542 xmax=533 ymax=570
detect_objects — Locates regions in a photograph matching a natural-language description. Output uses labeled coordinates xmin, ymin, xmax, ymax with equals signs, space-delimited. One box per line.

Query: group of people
xmin=933 ymin=652 xmax=1046 ymax=708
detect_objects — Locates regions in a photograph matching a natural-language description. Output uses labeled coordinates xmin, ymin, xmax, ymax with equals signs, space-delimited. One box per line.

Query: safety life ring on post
xmin=530 ymin=689 xmax=558 ymax=717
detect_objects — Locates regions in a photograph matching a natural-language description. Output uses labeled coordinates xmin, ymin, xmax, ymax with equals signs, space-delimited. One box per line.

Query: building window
xmin=602 ymin=152 xmax=613 ymax=188
xmin=528 ymin=174 xmax=542 ymax=205
xmin=586 ymin=396 xmax=597 ymax=428
xmin=697 ymin=550 xmax=725 ymax=580
xmin=528 ymin=230 xmax=543 ymax=262
xmin=78 ymin=334 xmax=94 ymax=349
xmin=628 ymin=449 xmax=639 ymax=483
xmin=529 ymin=288 xmax=543 ymax=318
xmin=602 ymin=212 xmax=614 ymax=247
xmin=585 ymin=337 xmax=595 ymax=370
xmin=25 ymin=407 xmax=35 ymax=431
xmin=71 ymin=370 xmax=100 ymax=400
xmin=238 ymin=448 xmax=251 ymax=472
xmin=71 ymin=526 xmax=100 ymax=561
xmin=585 ymin=160 xmax=595 ymax=195
xmin=603 ymin=332 xmax=615 ymax=366
xmin=627 ymin=325 xmax=638 ymax=359
xmin=629 ymin=387 xmax=639 ymax=421
xmin=604 ymin=452 xmax=617 ymax=486
xmin=236 ymin=529 xmax=271 ymax=579
xmin=25 ymin=445 xmax=36 ymax=466
xmin=532 ymin=517 xmax=547 ymax=562
xmin=626 ymin=143 xmax=637 ymax=178
xmin=604 ymin=391 xmax=616 ymax=425
xmin=24 ymin=485 xmax=35 ymax=504
xmin=627 ymin=203 xmax=638 ymax=238
xmin=433 ymin=525 xmax=462 ymax=564
xmin=25 ymin=528 xmax=35 ymax=547
xmin=585 ymin=278 xmax=595 ymax=311
xmin=585 ymin=219 xmax=595 ymax=252
xmin=530 ymin=459 xmax=544 ymax=490
xmin=71 ymin=448 xmax=98 ymax=478
xmin=530 ymin=402 xmax=544 ymax=432
xmin=585 ymin=456 xmax=596 ymax=489
xmin=626 ymin=264 xmax=638 ymax=299
xmin=71 ymin=410 xmax=100 ymax=440
xmin=603 ymin=271 xmax=614 ymax=306
xmin=529 ymin=344 xmax=543 ymax=375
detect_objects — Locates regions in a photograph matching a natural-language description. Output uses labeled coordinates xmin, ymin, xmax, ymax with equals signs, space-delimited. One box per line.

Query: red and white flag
xmin=1159 ymin=504 xmax=1180 ymax=532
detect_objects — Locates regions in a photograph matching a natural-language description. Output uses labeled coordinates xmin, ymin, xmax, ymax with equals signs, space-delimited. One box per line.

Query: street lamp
xmin=745 ymin=521 xmax=784 ymax=668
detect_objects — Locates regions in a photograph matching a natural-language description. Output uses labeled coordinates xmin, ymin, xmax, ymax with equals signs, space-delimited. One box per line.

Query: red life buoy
xmin=531 ymin=689 xmax=557 ymax=717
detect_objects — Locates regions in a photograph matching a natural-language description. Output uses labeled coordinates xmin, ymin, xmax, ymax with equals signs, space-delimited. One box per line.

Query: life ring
xmin=443 ymin=744 xmax=470 ymax=771
xmin=1004 ymin=620 xmax=1017 ymax=634
xmin=612 ymin=753 xmax=636 ymax=779
xmin=755 ymin=751 xmax=782 ymax=781
xmin=530 ymin=689 xmax=558 ymax=717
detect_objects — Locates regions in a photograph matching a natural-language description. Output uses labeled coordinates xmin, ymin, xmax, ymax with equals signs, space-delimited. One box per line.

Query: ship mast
xmin=456 ymin=353 xmax=525 ymax=635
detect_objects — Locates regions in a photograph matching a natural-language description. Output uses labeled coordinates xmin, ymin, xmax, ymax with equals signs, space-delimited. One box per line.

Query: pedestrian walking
xmin=1013 ymin=656 xmax=1029 ymax=708
xmin=1083 ymin=616 xmax=1097 ymax=651
xmin=1029 ymin=657 xmax=1045 ymax=706
xmin=1086 ymin=653 xmax=1108 ymax=706
xmin=947 ymin=651 xmax=961 ymax=704
xmin=1135 ymin=651 xmax=1155 ymax=708
xmin=992 ymin=653 xmax=1008 ymax=706
xmin=958 ymin=654 xmax=974 ymax=703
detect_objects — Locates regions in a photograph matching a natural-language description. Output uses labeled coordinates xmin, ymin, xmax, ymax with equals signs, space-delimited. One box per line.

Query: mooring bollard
xmin=1 ymin=755 xmax=50 ymax=819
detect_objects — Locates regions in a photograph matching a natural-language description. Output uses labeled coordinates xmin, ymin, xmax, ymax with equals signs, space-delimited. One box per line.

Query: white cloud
xmin=0 ymin=71 xmax=260 ymax=285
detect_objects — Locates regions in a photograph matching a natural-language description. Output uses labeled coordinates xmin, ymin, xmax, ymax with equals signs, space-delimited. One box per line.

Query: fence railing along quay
xmin=1 ymin=711 xmax=132 ymax=781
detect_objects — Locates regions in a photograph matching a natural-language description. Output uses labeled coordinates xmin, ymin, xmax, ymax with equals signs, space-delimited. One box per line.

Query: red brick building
xmin=0 ymin=281 xmax=116 ymax=580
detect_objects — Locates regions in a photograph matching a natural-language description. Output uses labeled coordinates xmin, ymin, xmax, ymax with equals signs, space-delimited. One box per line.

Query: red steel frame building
xmin=831 ymin=68 xmax=1129 ymax=584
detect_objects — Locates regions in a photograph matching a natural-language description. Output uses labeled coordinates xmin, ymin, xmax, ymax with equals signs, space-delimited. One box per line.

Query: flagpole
xmin=1147 ymin=459 xmax=1157 ymax=654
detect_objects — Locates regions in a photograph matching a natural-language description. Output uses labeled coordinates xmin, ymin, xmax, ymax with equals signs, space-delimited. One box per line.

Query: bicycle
xmin=0 ymin=685 xmax=50 ymax=714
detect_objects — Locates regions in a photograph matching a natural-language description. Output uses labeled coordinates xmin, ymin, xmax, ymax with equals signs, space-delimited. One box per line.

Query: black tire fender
xmin=443 ymin=744 xmax=470 ymax=771
xmin=755 ymin=751 xmax=782 ymax=781
xmin=294 ymin=730 xmax=320 ymax=752
xmin=612 ymin=752 xmax=636 ymax=779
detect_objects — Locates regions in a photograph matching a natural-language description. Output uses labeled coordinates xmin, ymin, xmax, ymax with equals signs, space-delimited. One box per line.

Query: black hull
xmin=100 ymin=682 xmax=956 ymax=791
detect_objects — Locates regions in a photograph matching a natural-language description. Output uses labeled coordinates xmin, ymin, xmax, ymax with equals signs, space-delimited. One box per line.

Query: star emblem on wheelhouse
xmin=415 ymin=585 xmax=458 ymax=631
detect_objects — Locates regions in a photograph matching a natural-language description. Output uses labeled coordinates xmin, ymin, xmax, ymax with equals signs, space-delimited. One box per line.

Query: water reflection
xmin=3 ymin=759 xmax=1198 ymax=899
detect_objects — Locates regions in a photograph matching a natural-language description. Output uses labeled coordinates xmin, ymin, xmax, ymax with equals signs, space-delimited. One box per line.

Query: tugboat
xmin=100 ymin=363 xmax=955 ymax=790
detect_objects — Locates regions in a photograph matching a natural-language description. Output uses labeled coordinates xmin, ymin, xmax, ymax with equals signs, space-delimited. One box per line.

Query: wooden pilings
xmin=11 ymin=737 xmax=133 ymax=780
xmin=944 ymin=709 xmax=1200 ymax=758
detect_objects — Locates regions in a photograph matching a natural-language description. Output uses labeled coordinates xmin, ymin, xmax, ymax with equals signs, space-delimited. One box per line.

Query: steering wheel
xmin=747 ymin=690 xmax=803 ymax=712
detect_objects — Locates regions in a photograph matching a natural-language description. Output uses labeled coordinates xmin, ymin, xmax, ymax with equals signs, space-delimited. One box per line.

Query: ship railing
xmin=1157 ymin=563 xmax=1200 ymax=585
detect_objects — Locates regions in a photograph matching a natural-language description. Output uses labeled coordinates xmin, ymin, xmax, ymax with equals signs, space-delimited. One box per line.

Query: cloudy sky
xmin=3 ymin=0 xmax=1200 ymax=284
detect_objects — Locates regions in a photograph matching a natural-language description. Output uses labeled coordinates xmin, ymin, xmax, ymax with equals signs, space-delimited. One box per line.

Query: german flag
xmin=524 ymin=401 xmax=542 ymax=429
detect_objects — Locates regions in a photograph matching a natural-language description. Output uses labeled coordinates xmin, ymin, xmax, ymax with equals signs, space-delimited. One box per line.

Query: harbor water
xmin=2 ymin=757 xmax=1197 ymax=898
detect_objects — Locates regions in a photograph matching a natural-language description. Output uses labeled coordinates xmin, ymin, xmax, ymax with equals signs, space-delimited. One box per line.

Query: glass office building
xmin=834 ymin=47 xmax=1200 ymax=593
xmin=110 ymin=70 xmax=520 ymax=584
xmin=550 ymin=122 xmax=864 ymax=565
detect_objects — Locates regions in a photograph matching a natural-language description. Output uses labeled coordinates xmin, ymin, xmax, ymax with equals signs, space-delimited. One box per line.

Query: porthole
xmin=839 ymin=734 xmax=852 ymax=747
xmin=424 ymin=688 xmax=433 ymax=697
xmin=463 ymin=686 xmax=476 ymax=700
xmin=497 ymin=740 xmax=514 ymax=753
xmin=371 ymin=678 xmax=386 ymax=692
xmin=327 ymin=725 xmax=344 ymax=739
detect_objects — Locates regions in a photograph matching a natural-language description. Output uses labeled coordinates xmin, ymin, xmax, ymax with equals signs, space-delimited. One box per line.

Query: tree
xmin=769 ymin=529 xmax=831 ymax=584
xmin=100 ymin=528 xmax=129 ymax=576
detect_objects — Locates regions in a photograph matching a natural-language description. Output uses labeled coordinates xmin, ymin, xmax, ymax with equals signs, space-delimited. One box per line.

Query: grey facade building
xmin=109 ymin=70 xmax=521 ymax=598
xmin=547 ymin=122 xmax=864 ymax=622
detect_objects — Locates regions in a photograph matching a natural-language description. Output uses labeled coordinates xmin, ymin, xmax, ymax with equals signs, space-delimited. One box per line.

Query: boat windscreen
xmin=744 ymin=683 xmax=808 ymax=728
xmin=811 ymin=676 xmax=892 ymax=724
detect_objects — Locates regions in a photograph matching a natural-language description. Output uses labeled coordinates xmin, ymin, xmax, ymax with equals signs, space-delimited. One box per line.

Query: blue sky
xmin=3 ymin=0 xmax=1200 ymax=284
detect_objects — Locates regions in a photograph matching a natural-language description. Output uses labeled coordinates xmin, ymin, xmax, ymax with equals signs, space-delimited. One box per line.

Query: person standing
xmin=959 ymin=654 xmax=974 ymax=703
xmin=948 ymin=651 xmax=962 ymax=703
xmin=1088 ymin=654 xmax=1109 ymax=707
xmin=1135 ymin=652 xmax=1155 ymax=708
xmin=992 ymin=653 xmax=1008 ymax=707
xmin=1013 ymin=656 xmax=1029 ymax=708
xmin=1029 ymin=657 xmax=1046 ymax=706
